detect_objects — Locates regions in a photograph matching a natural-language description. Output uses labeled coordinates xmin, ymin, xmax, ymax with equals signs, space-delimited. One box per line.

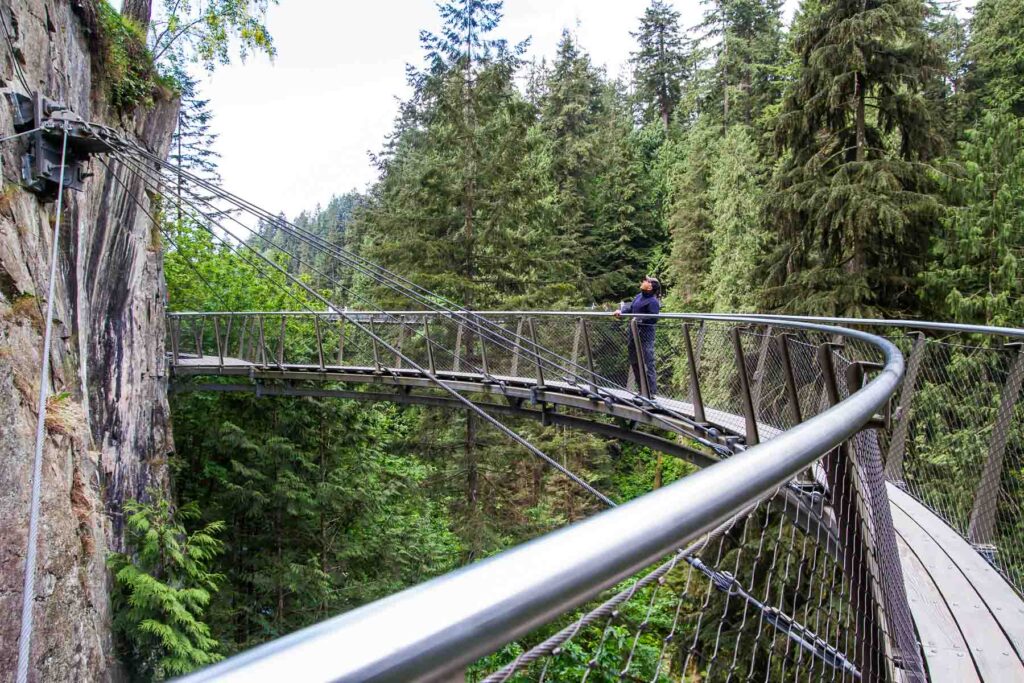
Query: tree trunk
xmin=121 ymin=0 xmax=153 ymax=27
xmin=849 ymin=72 xmax=868 ymax=286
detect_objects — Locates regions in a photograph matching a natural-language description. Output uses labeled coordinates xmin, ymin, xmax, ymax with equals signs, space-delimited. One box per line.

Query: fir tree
xmin=630 ymin=1 xmax=690 ymax=130
xmin=921 ymin=111 xmax=1024 ymax=326
xmin=108 ymin=493 xmax=224 ymax=680
xmin=540 ymin=31 xmax=605 ymax=302
xmin=705 ymin=126 xmax=768 ymax=311
xmin=698 ymin=0 xmax=786 ymax=129
xmin=963 ymin=0 xmax=1024 ymax=118
xmin=768 ymin=0 xmax=946 ymax=315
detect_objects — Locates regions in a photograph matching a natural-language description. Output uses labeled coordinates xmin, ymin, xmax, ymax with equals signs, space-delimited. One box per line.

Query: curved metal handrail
xmin=168 ymin=309 xmax=1024 ymax=340
xmin=176 ymin=316 xmax=902 ymax=683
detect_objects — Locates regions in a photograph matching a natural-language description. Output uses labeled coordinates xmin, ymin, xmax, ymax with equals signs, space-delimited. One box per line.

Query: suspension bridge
xmin=11 ymin=101 xmax=1024 ymax=682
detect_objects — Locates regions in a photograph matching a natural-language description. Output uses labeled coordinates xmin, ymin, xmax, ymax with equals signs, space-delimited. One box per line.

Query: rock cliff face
xmin=0 ymin=0 xmax=177 ymax=679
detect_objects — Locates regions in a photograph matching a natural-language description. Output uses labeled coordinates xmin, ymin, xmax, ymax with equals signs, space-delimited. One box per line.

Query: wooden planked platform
xmin=889 ymin=485 xmax=1024 ymax=682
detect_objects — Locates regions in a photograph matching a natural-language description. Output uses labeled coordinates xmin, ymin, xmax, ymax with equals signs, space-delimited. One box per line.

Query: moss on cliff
xmin=92 ymin=1 xmax=175 ymax=113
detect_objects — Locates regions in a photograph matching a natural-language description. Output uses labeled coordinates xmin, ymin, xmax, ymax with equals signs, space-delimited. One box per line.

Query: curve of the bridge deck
xmin=170 ymin=355 xmax=1024 ymax=682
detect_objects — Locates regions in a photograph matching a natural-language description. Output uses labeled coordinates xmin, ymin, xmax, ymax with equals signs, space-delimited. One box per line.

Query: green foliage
xmin=164 ymin=216 xmax=323 ymax=312
xmin=630 ymin=1 xmax=690 ymax=129
xmin=698 ymin=0 xmax=786 ymax=130
xmin=149 ymin=0 xmax=278 ymax=70
xmin=922 ymin=112 xmax=1024 ymax=326
xmin=767 ymin=0 xmax=945 ymax=315
xmin=108 ymin=492 xmax=225 ymax=680
xmin=964 ymin=0 xmax=1024 ymax=118
xmin=157 ymin=0 xmax=1024 ymax=676
xmin=97 ymin=1 xmax=168 ymax=112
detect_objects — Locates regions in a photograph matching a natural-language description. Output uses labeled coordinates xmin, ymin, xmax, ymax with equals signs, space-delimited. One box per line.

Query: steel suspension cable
xmin=112 ymin=156 xmax=617 ymax=508
xmin=121 ymin=144 xmax=725 ymax=441
xmin=17 ymin=124 xmax=68 ymax=683
xmin=117 ymin=152 xmax=872 ymax=672
xmin=118 ymin=150 xmax=731 ymax=457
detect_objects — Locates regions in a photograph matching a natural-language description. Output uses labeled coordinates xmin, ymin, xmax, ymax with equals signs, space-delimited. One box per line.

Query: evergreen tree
xmin=170 ymin=73 xmax=221 ymax=185
xmin=361 ymin=0 xmax=565 ymax=308
xmin=963 ymin=0 xmax=1024 ymax=118
xmin=662 ymin=119 xmax=718 ymax=311
xmin=540 ymin=30 xmax=605 ymax=302
xmin=698 ymin=0 xmax=786 ymax=130
xmin=921 ymin=112 xmax=1024 ymax=326
xmin=630 ymin=1 xmax=690 ymax=130
xmin=705 ymin=126 xmax=768 ymax=311
xmin=108 ymin=493 xmax=224 ymax=680
xmin=767 ymin=0 xmax=945 ymax=315
xmin=586 ymin=82 xmax=665 ymax=302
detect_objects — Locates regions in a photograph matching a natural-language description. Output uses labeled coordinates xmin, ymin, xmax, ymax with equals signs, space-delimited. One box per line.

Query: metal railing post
xmin=527 ymin=317 xmax=545 ymax=389
xmin=170 ymin=316 xmax=180 ymax=365
xmin=478 ymin=324 xmax=490 ymax=377
xmin=750 ymin=326 xmax=773 ymax=413
xmin=580 ymin=318 xmax=596 ymax=386
xmin=213 ymin=316 xmax=224 ymax=368
xmin=454 ymin=323 xmax=464 ymax=372
xmin=337 ymin=318 xmax=345 ymax=366
xmin=394 ymin=316 xmax=406 ymax=369
xmin=194 ymin=317 xmax=204 ymax=358
xmin=571 ymin=318 xmax=583 ymax=371
xmin=510 ymin=318 xmax=524 ymax=377
xmin=884 ymin=332 xmax=926 ymax=483
xmin=277 ymin=315 xmax=286 ymax=367
xmin=731 ymin=327 xmax=758 ymax=445
xmin=816 ymin=342 xmax=843 ymax=407
xmin=777 ymin=334 xmax=802 ymax=424
xmin=683 ymin=323 xmax=706 ymax=424
xmin=315 ymin=316 xmax=325 ymax=370
xmin=370 ymin=319 xmax=382 ymax=372
xmin=968 ymin=342 xmax=1024 ymax=548
xmin=257 ymin=315 xmax=267 ymax=367
xmin=424 ymin=319 xmax=436 ymax=375
xmin=629 ymin=318 xmax=651 ymax=400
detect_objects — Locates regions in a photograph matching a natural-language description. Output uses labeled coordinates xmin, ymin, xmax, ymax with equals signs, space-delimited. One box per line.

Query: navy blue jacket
xmin=620 ymin=292 xmax=661 ymax=325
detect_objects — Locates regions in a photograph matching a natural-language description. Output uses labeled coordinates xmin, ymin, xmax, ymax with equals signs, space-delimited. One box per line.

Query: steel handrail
xmin=167 ymin=310 xmax=1024 ymax=341
xmin=177 ymin=316 xmax=902 ymax=683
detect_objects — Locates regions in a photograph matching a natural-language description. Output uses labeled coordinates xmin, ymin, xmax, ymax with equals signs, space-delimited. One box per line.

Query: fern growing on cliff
xmin=108 ymin=491 xmax=225 ymax=680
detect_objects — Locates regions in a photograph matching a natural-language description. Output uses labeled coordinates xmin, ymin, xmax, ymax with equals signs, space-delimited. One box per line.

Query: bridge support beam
xmin=732 ymin=328 xmax=758 ymax=445
xmin=884 ymin=332 xmax=926 ymax=484
xmin=817 ymin=344 xmax=896 ymax=683
xmin=683 ymin=323 xmax=706 ymax=424
xmin=968 ymin=342 xmax=1024 ymax=549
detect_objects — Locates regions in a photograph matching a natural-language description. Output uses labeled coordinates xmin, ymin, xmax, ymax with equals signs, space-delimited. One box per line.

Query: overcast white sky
xmin=186 ymin=1 xmax=781 ymax=218
xmin=186 ymin=0 xmax=970 ymax=219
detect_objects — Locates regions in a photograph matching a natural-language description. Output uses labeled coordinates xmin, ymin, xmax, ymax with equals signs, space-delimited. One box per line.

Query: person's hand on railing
xmin=613 ymin=309 xmax=622 ymax=318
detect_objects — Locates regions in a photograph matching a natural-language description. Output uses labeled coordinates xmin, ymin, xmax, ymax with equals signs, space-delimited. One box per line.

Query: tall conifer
xmin=768 ymin=0 xmax=945 ymax=314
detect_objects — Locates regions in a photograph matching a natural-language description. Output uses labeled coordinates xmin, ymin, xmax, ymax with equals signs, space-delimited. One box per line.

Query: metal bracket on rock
xmin=8 ymin=91 xmax=129 ymax=200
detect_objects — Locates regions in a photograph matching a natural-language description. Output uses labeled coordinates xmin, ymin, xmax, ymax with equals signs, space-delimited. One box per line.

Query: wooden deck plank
xmin=889 ymin=485 xmax=1024 ymax=663
xmin=890 ymin=504 xmax=1024 ymax=681
xmin=895 ymin=533 xmax=980 ymax=682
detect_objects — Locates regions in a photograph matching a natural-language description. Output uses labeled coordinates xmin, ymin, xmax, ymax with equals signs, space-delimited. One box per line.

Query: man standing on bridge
xmin=614 ymin=276 xmax=662 ymax=396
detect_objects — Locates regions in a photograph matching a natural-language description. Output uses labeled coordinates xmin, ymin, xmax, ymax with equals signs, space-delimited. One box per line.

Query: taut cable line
xmin=17 ymin=124 xmax=68 ymax=683
xmin=111 ymin=152 xmax=617 ymax=507
xmin=119 ymin=144 xmax=735 ymax=455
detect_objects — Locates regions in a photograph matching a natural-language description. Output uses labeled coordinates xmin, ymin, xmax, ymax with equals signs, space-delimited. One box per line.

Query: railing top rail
xmin=178 ymin=319 xmax=902 ymax=683
xmin=166 ymin=310 xmax=1024 ymax=340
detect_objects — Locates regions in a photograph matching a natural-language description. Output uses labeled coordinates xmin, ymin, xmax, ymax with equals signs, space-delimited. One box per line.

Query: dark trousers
xmin=627 ymin=325 xmax=657 ymax=396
